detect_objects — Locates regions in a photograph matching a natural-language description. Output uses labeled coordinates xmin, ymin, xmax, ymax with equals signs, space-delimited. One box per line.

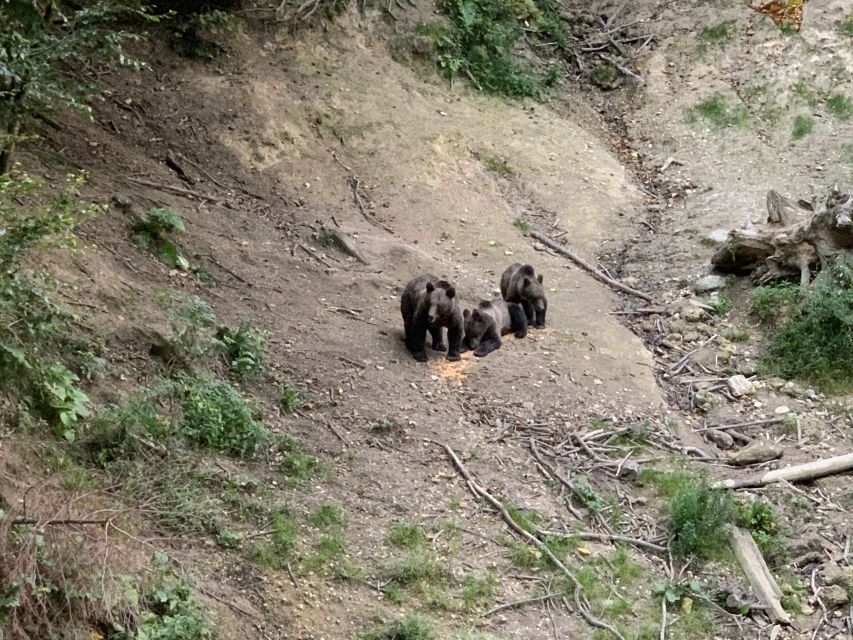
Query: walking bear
xmin=463 ymin=298 xmax=528 ymax=357
xmin=500 ymin=263 xmax=547 ymax=328
xmin=400 ymin=274 xmax=464 ymax=362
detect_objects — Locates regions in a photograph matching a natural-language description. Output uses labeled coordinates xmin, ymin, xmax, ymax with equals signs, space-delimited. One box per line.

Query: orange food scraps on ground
xmin=434 ymin=351 xmax=473 ymax=380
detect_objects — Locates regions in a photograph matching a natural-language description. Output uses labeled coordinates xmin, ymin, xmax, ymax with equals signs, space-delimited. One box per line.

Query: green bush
xmin=216 ymin=324 xmax=266 ymax=380
xmin=737 ymin=497 xmax=783 ymax=561
xmin=0 ymin=172 xmax=100 ymax=432
xmin=82 ymin=398 xmax=174 ymax=467
xmin=133 ymin=207 xmax=187 ymax=269
xmin=179 ymin=378 xmax=267 ymax=456
xmin=791 ymin=115 xmax=815 ymax=140
xmin=426 ymin=0 xmax=569 ymax=98
xmin=159 ymin=290 xmax=217 ymax=364
xmin=669 ymin=478 xmax=735 ymax=559
xmin=135 ymin=573 xmax=218 ymax=639
xmin=387 ymin=522 xmax=428 ymax=548
xmin=751 ymin=282 xmax=799 ymax=325
xmin=360 ymin=613 xmax=436 ymax=640
xmin=761 ymin=260 xmax=853 ymax=391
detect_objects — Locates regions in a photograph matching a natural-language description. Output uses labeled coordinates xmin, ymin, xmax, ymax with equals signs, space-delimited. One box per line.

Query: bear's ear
xmin=426 ymin=282 xmax=435 ymax=293
xmin=472 ymin=309 xmax=482 ymax=319
xmin=445 ymin=286 xmax=456 ymax=299
xmin=463 ymin=309 xmax=470 ymax=319
xmin=537 ymin=274 xmax=543 ymax=284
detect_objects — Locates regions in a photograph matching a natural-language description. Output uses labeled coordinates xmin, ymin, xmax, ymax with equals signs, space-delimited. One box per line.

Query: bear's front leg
xmin=406 ymin=320 xmax=429 ymax=362
xmin=473 ymin=332 xmax=502 ymax=357
xmin=521 ymin=299 xmax=536 ymax=326
xmin=429 ymin=326 xmax=447 ymax=351
xmin=446 ymin=321 xmax=463 ymax=362
xmin=535 ymin=304 xmax=546 ymax=329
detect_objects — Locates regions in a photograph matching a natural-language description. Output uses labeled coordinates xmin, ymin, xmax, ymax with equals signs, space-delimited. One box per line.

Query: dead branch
xmin=124 ymin=177 xmax=225 ymax=206
xmin=429 ymin=439 xmax=625 ymax=640
xmin=298 ymin=243 xmax=335 ymax=269
xmin=481 ymin=592 xmax=562 ymax=618
xmin=530 ymin=229 xmax=652 ymax=302
xmin=717 ymin=452 xmax=853 ymax=489
xmin=695 ymin=417 xmax=785 ymax=433
xmin=9 ymin=517 xmax=109 ymax=526
xmin=729 ymin=526 xmax=791 ymax=624
xmin=537 ymin=529 xmax=666 ymax=554
xmin=320 ymin=225 xmax=369 ymax=264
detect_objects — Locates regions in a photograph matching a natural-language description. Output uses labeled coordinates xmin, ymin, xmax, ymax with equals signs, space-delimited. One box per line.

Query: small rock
xmin=820 ymin=584 xmax=850 ymax=608
xmin=819 ymin=562 xmax=847 ymax=587
xmin=706 ymin=428 xmax=734 ymax=450
xmin=786 ymin=533 xmax=825 ymax=556
xmin=736 ymin=360 xmax=759 ymax=376
xmin=684 ymin=330 xmax=701 ymax=342
xmin=706 ymin=229 xmax=730 ymax=245
xmin=774 ymin=405 xmax=791 ymax=415
xmin=694 ymin=274 xmax=727 ymax=293
xmin=521 ymin=401 xmax=534 ymax=410
xmin=111 ymin=193 xmax=133 ymax=211
xmin=695 ymin=389 xmax=722 ymax=412
xmin=670 ymin=299 xmax=707 ymax=322
xmin=767 ymin=377 xmax=787 ymax=390
xmin=616 ymin=460 xmax=641 ymax=481
xmin=730 ymin=438 xmax=784 ymax=465
xmin=727 ymin=375 xmax=755 ymax=397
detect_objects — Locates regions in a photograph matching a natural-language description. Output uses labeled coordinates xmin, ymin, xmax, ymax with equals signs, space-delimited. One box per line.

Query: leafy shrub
xmin=426 ymin=0 xmax=569 ymax=98
xmin=360 ymin=613 xmax=436 ymax=640
xmin=0 ymin=2 xmax=150 ymax=171
xmin=387 ymin=522 xmax=428 ymax=548
xmin=216 ymin=324 xmax=265 ymax=380
xmin=135 ymin=572 xmax=218 ymax=639
xmin=0 ymin=172 xmax=100 ymax=431
xmin=179 ymin=378 xmax=267 ymax=456
xmin=251 ymin=512 xmax=297 ymax=570
xmin=82 ymin=398 xmax=174 ymax=467
xmin=737 ymin=497 xmax=783 ymax=561
xmin=133 ymin=207 xmax=187 ymax=269
xmin=159 ymin=290 xmax=217 ymax=364
xmin=761 ymin=259 xmax=853 ymax=391
xmin=751 ymin=282 xmax=799 ymax=325
xmin=709 ymin=295 xmax=733 ymax=316
xmin=669 ymin=478 xmax=735 ymax=558
xmin=279 ymin=384 xmax=304 ymax=413
xmin=310 ymin=505 xmax=344 ymax=528
xmin=276 ymin=435 xmax=319 ymax=483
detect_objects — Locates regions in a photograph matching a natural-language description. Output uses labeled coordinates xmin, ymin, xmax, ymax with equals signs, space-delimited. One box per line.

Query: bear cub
xmin=500 ymin=263 xmax=547 ymax=328
xmin=463 ymin=298 xmax=528 ymax=357
xmin=400 ymin=274 xmax=464 ymax=362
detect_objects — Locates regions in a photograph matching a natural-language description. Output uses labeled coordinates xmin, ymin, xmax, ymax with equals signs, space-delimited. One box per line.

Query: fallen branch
xmin=537 ymin=529 xmax=666 ymax=554
xmin=10 ymin=517 xmax=108 ymax=526
xmin=530 ymin=229 xmax=652 ymax=302
xmin=429 ymin=439 xmax=625 ymax=640
xmin=481 ymin=592 xmax=562 ymax=618
xmin=695 ymin=417 xmax=785 ymax=433
xmin=124 ymin=177 xmax=225 ymax=205
xmin=729 ymin=526 xmax=791 ymax=624
xmin=320 ymin=225 xmax=369 ymax=264
xmin=716 ymin=451 xmax=853 ymax=489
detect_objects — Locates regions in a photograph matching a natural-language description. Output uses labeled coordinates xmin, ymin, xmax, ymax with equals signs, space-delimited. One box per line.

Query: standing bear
xmin=500 ymin=263 xmax=547 ymax=328
xmin=400 ymin=274 xmax=464 ymax=362
xmin=463 ymin=298 xmax=528 ymax=357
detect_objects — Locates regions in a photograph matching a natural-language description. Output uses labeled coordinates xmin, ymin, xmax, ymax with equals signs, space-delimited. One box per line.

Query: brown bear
xmin=500 ymin=263 xmax=547 ymax=328
xmin=463 ymin=298 xmax=528 ymax=357
xmin=400 ymin=274 xmax=464 ymax=362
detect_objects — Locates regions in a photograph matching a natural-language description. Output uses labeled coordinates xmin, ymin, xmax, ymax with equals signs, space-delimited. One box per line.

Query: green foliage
xmin=761 ymin=260 xmax=853 ymax=391
xmin=426 ymin=0 xmax=569 ymax=98
xmin=303 ymin=533 xmax=347 ymax=573
xmin=687 ymin=93 xmax=749 ymax=128
xmin=135 ymin=574 xmax=218 ymax=640
xmin=480 ymin=152 xmax=513 ymax=175
xmin=513 ymin=217 xmax=530 ymax=232
xmin=215 ymin=530 xmax=243 ymax=549
xmin=505 ymin=505 xmax=543 ymax=533
xmin=386 ymin=550 xmax=447 ymax=586
xmin=0 ymin=1 xmax=153 ymax=169
xmin=751 ymin=282 xmax=799 ymax=325
xmin=724 ymin=326 xmax=750 ymax=343
xmin=572 ymin=477 xmax=603 ymax=512
xmin=460 ymin=572 xmax=496 ymax=611
xmin=589 ymin=63 xmax=618 ymax=88
xmin=133 ymin=207 xmax=187 ymax=269
xmin=736 ymin=497 xmax=782 ymax=560
xmin=826 ymin=94 xmax=853 ymax=121
xmin=652 ymin=578 xmax=705 ymax=607
xmin=276 ymin=435 xmax=320 ymax=483
xmin=310 ymin=504 xmax=344 ymax=528
xmin=669 ymin=478 xmax=735 ymax=559
xmin=791 ymin=115 xmax=814 ymax=140
xmin=216 ymin=324 xmax=266 ymax=380
xmin=708 ymin=295 xmax=733 ymax=316
xmin=179 ymin=377 xmax=267 ymax=457
xmin=251 ymin=512 xmax=297 ymax=570
xmin=387 ymin=521 xmax=428 ymax=548
xmin=279 ymin=383 xmax=304 ymax=413
xmin=700 ymin=20 xmax=735 ymax=42
xmin=360 ymin=613 xmax=436 ymax=640
xmin=840 ymin=15 xmax=853 ymax=36
xmin=158 ymin=290 xmax=217 ymax=365
xmin=0 ymin=172 xmax=100 ymax=430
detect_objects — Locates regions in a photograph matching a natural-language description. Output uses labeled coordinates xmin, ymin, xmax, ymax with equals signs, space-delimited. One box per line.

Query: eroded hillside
xmin=1 ymin=1 xmax=852 ymax=639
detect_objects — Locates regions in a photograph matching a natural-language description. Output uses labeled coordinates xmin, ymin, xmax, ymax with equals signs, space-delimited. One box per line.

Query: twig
xmin=598 ymin=53 xmax=644 ymax=84
xmin=124 ymin=177 xmax=225 ymax=205
xmin=429 ymin=439 xmax=626 ymax=640
xmin=660 ymin=597 xmax=667 ymax=640
xmin=481 ymin=593 xmax=561 ymax=618
xmin=298 ymin=243 xmax=335 ymax=268
xmin=349 ymin=177 xmax=393 ymax=234
xmin=530 ymin=229 xmax=652 ymax=301
xmin=286 ymin=562 xmax=299 ymax=588
xmin=695 ymin=417 xmax=785 ymax=433
xmin=197 ymin=585 xmax=258 ymax=619
xmin=324 ymin=421 xmax=349 ymax=446
xmin=10 ymin=517 xmax=109 ymax=526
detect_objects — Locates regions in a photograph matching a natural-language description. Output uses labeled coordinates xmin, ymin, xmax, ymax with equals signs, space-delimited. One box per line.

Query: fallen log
xmin=530 ymin=229 xmax=653 ymax=302
xmin=729 ymin=526 xmax=791 ymax=624
xmin=320 ymin=225 xmax=369 ymax=264
xmin=712 ymin=187 xmax=853 ymax=286
xmin=716 ymin=451 xmax=853 ymax=489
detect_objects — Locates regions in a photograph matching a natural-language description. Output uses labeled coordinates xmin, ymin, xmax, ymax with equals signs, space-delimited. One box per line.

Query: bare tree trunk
xmin=0 ymin=118 xmax=21 ymax=175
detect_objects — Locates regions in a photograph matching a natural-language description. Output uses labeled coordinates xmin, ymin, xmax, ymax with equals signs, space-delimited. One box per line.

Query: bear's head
xmin=463 ymin=306 xmax=490 ymax=350
xmin=521 ymin=273 xmax=546 ymax=310
xmin=425 ymin=280 xmax=456 ymax=324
